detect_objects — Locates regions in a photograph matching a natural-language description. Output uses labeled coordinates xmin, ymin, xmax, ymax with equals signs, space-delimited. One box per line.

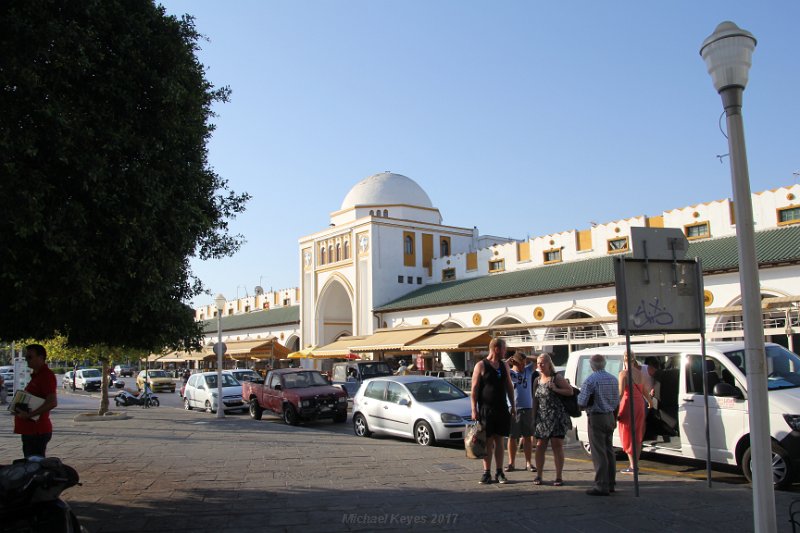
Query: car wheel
xmin=283 ymin=404 xmax=298 ymax=426
xmin=249 ymin=399 xmax=263 ymax=420
xmin=184 ymin=397 xmax=192 ymax=410
xmin=205 ymin=400 xmax=214 ymax=413
xmin=414 ymin=421 xmax=435 ymax=446
xmin=742 ymin=442 xmax=792 ymax=490
xmin=353 ymin=413 xmax=371 ymax=437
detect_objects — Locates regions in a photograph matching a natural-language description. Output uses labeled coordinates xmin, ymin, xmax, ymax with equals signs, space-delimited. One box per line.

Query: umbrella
xmin=287 ymin=347 xmax=315 ymax=359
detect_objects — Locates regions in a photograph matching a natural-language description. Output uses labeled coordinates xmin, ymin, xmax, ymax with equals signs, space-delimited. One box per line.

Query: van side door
xmin=680 ymin=353 xmax=746 ymax=464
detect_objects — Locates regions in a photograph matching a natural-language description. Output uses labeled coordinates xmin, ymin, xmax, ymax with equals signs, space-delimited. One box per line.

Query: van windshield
xmin=724 ymin=345 xmax=800 ymax=390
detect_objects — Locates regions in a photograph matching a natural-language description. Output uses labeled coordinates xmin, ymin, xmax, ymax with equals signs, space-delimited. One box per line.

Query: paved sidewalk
xmin=1 ymin=406 xmax=797 ymax=532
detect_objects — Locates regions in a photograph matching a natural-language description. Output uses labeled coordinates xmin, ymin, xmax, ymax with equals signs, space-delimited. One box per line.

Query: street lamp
xmin=701 ymin=22 xmax=775 ymax=531
xmin=214 ymin=293 xmax=226 ymax=419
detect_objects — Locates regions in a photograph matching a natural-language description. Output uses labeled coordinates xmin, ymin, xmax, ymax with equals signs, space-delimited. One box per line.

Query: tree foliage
xmin=0 ymin=1 xmax=249 ymax=350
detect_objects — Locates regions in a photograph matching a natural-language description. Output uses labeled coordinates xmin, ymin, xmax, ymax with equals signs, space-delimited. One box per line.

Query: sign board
xmin=615 ymin=258 xmax=705 ymax=334
xmin=213 ymin=342 xmax=227 ymax=357
xmin=630 ymin=227 xmax=688 ymax=261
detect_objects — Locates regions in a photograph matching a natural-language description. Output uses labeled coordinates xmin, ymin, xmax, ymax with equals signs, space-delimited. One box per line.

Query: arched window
xmin=440 ymin=240 xmax=450 ymax=256
xmin=328 ymin=245 xmax=333 ymax=261
xmin=343 ymin=241 xmax=350 ymax=259
xmin=320 ymin=247 xmax=326 ymax=264
xmin=335 ymin=243 xmax=341 ymax=262
xmin=383 ymin=209 xmax=388 ymax=217
xmin=369 ymin=210 xmax=374 ymax=216
xmin=404 ymin=235 xmax=414 ymax=255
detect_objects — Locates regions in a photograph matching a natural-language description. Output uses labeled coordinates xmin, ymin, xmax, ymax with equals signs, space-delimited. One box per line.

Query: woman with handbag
xmin=617 ymin=354 xmax=650 ymax=474
xmin=531 ymin=353 xmax=573 ymax=486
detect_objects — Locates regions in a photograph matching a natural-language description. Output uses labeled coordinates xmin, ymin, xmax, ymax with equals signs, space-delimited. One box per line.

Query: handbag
xmin=559 ymin=385 xmax=582 ymax=418
xmin=465 ymin=421 xmax=487 ymax=459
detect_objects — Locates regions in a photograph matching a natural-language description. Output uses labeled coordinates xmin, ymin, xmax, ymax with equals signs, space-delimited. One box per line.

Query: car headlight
xmin=301 ymin=400 xmax=310 ymax=407
xmin=441 ymin=413 xmax=463 ymax=423
xmin=338 ymin=396 xmax=346 ymax=403
xmin=784 ymin=414 xmax=800 ymax=431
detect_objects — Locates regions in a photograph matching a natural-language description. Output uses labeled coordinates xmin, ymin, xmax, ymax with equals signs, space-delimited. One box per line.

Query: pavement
xmin=2 ymin=401 xmax=799 ymax=533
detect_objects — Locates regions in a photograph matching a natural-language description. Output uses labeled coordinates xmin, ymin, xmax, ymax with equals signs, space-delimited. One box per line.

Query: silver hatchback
xmin=351 ymin=376 xmax=471 ymax=446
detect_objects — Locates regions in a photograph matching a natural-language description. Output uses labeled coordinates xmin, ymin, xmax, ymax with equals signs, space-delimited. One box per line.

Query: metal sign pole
xmin=617 ymin=258 xmax=640 ymax=497
xmin=695 ymin=259 xmax=712 ymax=488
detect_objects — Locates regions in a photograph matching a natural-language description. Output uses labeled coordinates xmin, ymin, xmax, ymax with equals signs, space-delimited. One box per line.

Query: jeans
xmin=588 ymin=412 xmax=616 ymax=492
xmin=22 ymin=433 xmax=52 ymax=458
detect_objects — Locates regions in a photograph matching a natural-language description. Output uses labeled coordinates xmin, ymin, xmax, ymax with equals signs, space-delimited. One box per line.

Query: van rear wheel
xmin=741 ymin=442 xmax=791 ymax=490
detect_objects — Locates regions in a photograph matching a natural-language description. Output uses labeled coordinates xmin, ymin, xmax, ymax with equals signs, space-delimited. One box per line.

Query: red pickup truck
xmin=242 ymin=368 xmax=348 ymax=425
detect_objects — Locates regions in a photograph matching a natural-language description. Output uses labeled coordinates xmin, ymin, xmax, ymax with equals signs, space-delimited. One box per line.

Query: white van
xmin=565 ymin=342 xmax=800 ymax=489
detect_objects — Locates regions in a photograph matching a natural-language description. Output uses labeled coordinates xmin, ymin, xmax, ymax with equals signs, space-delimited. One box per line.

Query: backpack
xmin=559 ymin=385 xmax=582 ymax=418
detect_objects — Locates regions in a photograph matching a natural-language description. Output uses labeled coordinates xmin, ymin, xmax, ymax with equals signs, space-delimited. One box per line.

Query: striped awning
xmin=348 ymin=328 xmax=435 ymax=353
xmin=313 ymin=336 xmax=368 ymax=357
xmin=202 ymin=337 xmax=291 ymax=360
xmin=401 ymin=329 xmax=493 ymax=351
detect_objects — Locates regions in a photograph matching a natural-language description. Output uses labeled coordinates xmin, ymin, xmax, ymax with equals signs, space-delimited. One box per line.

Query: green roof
xmin=376 ymin=225 xmax=800 ymax=313
xmin=201 ymin=305 xmax=299 ymax=334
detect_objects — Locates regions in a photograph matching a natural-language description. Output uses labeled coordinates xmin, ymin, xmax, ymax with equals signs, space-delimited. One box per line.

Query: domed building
xmin=299 ymin=172 xmax=495 ymax=348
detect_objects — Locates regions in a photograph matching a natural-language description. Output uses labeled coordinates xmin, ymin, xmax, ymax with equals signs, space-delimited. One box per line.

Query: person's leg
xmin=523 ymin=436 xmax=533 ymax=469
xmin=552 ymin=437 xmax=565 ymax=481
xmin=605 ymin=418 xmax=616 ymax=490
xmin=588 ymin=416 xmax=608 ymax=492
xmin=493 ymin=435 xmax=504 ymax=471
xmin=534 ymin=438 xmax=548 ymax=478
xmin=482 ymin=435 xmax=494 ymax=472
xmin=21 ymin=433 xmax=51 ymax=458
xmin=507 ymin=437 xmax=517 ymax=468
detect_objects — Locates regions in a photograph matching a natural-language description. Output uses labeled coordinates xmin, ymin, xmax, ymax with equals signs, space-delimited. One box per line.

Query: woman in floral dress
xmin=532 ymin=353 xmax=573 ymax=486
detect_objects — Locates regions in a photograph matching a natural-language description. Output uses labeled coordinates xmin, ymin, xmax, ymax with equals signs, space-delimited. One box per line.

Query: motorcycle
xmin=107 ymin=372 xmax=125 ymax=390
xmin=0 ymin=457 xmax=85 ymax=532
xmin=114 ymin=389 xmax=159 ymax=408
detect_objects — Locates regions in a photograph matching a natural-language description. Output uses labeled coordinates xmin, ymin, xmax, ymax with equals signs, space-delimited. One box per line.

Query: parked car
xmin=74 ymin=369 xmax=102 ymax=391
xmin=352 ymin=376 xmax=472 ymax=446
xmin=230 ymin=369 xmax=262 ymax=383
xmin=243 ymin=369 xmax=347 ymax=425
xmin=565 ymin=342 xmax=800 ymax=490
xmin=183 ymin=371 xmax=246 ymax=413
xmin=1 ymin=368 xmax=14 ymax=397
xmin=136 ymin=370 xmax=175 ymax=393
xmin=62 ymin=371 xmax=75 ymax=390
xmin=114 ymin=364 xmax=135 ymax=377
xmin=331 ymin=361 xmax=393 ymax=397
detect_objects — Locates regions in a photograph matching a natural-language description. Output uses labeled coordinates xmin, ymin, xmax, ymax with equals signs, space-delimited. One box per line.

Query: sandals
xmin=553 ymin=479 xmax=564 ymax=487
xmin=533 ymin=477 xmax=543 ymax=485
xmin=504 ymin=464 xmax=515 ymax=472
xmin=527 ymin=464 xmax=537 ymax=472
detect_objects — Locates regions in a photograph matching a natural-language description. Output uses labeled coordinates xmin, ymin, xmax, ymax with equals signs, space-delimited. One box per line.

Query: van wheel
xmin=742 ymin=442 xmax=792 ymax=490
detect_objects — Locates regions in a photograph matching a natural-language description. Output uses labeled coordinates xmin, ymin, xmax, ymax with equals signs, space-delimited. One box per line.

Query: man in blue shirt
xmin=577 ymin=354 xmax=619 ymax=496
xmin=506 ymin=351 xmax=537 ymax=473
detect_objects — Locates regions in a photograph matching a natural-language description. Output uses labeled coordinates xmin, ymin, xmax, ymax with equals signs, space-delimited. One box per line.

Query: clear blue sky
xmin=159 ymin=1 xmax=800 ymax=307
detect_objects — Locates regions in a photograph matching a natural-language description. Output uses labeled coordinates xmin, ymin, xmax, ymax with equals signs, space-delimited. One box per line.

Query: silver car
xmin=352 ymin=376 xmax=471 ymax=446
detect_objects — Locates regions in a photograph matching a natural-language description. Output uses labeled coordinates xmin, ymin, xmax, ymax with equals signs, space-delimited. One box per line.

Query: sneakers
xmin=495 ymin=471 xmax=508 ymax=484
xmin=479 ymin=471 xmax=492 ymax=484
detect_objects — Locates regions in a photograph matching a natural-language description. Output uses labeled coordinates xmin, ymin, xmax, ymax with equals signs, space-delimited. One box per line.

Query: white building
xmin=197 ymin=173 xmax=800 ymax=369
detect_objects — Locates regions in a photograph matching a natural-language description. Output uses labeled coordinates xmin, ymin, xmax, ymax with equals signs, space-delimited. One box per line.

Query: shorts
xmin=509 ymin=408 xmax=533 ymax=438
xmin=480 ymin=405 xmax=511 ymax=437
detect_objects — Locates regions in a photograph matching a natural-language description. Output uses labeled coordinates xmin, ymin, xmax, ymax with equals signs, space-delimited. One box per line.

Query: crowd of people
xmin=471 ymin=338 xmax=650 ymax=496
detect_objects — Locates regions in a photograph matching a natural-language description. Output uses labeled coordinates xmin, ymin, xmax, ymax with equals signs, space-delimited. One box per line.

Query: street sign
xmin=630 ymin=227 xmax=688 ymax=261
xmin=213 ymin=342 xmax=227 ymax=357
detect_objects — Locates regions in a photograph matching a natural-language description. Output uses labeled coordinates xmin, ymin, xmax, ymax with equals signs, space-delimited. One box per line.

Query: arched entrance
xmin=714 ymin=293 xmax=799 ymax=350
xmin=316 ymin=277 xmax=354 ymax=347
xmin=544 ymin=310 xmax=607 ymax=366
xmin=285 ymin=335 xmax=300 ymax=353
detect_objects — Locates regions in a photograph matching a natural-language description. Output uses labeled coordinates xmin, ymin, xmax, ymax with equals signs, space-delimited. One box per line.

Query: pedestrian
xmin=13 ymin=344 xmax=58 ymax=458
xmin=577 ymin=354 xmax=620 ymax=496
xmin=531 ymin=353 xmax=572 ymax=486
xmin=618 ymin=354 xmax=650 ymax=474
xmin=470 ymin=338 xmax=516 ymax=485
xmin=182 ymin=368 xmax=191 ymax=384
xmin=506 ymin=351 xmax=537 ymax=473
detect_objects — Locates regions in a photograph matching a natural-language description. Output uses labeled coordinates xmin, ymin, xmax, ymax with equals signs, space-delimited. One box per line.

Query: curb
xmin=73 ymin=411 xmax=130 ymax=422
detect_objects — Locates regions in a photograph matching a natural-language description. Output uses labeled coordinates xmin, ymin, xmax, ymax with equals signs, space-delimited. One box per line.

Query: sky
xmin=158 ymin=1 xmax=800 ymax=308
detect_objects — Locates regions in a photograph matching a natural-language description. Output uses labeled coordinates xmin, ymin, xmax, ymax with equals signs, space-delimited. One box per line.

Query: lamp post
xmin=701 ymin=22 xmax=775 ymax=531
xmin=214 ymin=293 xmax=226 ymax=419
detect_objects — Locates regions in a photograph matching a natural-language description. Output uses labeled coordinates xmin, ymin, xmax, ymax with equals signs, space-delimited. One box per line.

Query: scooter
xmin=107 ymin=372 xmax=125 ymax=390
xmin=114 ymin=389 xmax=159 ymax=408
xmin=0 ymin=457 xmax=85 ymax=532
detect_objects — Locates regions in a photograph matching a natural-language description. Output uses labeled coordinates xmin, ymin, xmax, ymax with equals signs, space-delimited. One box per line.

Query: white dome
xmin=340 ymin=172 xmax=433 ymax=210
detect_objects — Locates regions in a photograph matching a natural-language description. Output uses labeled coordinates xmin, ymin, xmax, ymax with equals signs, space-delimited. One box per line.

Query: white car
xmin=1 ymin=366 xmax=14 ymax=397
xmin=74 ymin=369 xmax=102 ymax=391
xmin=351 ymin=376 xmax=472 ymax=446
xmin=62 ymin=371 xmax=75 ymax=390
xmin=183 ymin=372 xmax=246 ymax=413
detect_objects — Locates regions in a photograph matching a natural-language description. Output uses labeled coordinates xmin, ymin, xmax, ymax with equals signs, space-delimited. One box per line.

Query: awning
xmin=401 ymin=330 xmax=493 ymax=351
xmin=349 ymin=328 xmax=435 ymax=353
xmin=313 ymin=336 xmax=368 ymax=357
xmin=147 ymin=351 xmax=206 ymax=363
xmin=708 ymin=294 xmax=800 ymax=315
xmin=287 ymin=347 xmax=316 ymax=359
xmin=202 ymin=337 xmax=291 ymax=360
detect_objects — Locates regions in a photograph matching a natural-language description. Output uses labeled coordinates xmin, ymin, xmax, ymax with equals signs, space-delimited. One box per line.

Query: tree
xmin=0 ymin=0 xmax=249 ymax=351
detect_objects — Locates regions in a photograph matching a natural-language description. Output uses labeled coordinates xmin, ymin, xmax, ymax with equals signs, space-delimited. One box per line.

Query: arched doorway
xmin=440 ymin=320 xmax=467 ymax=371
xmin=285 ymin=335 xmax=300 ymax=353
xmin=316 ymin=277 xmax=354 ymax=347
xmin=714 ymin=293 xmax=799 ymax=350
xmin=544 ymin=310 xmax=607 ymax=366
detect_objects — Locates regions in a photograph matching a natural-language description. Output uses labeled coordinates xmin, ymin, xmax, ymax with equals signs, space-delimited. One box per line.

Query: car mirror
xmin=274 ymin=384 xmax=282 ymax=391
xmin=713 ymin=382 xmax=743 ymax=399
xmin=398 ymin=398 xmax=410 ymax=407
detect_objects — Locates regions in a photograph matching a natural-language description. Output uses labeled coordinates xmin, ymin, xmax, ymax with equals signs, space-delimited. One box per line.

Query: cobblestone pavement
xmin=1 ymin=406 xmax=797 ymax=532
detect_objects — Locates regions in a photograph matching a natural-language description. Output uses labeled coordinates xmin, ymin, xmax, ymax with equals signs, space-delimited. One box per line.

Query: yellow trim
xmin=684 ymin=220 xmax=711 ymax=240
xmin=403 ymin=231 xmax=416 ymax=267
xmin=533 ymin=307 xmax=545 ymax=321
xmin=777 ymin=204 xmax=800 ymax=226
xmin=440 ymin=236 xmax=451 ymax=257
xmin=729 ymin=201 xmax=736 ymax=225
xmin=607 ymin=299 xmax=617 ymax=314
xmin=542 ymin=248 xmax=563 ymax=265
xmin=646 ymin=215 xmax=664 ymax=228
xmin=576 ymin=229 xmax=592 ymax=251
xmin=466 ymin=252 xmax=478 ymax=271
xmin=704 ymin=290 xmax=714 ymax=307
xmin=441 ymin=268 xmax=456 ymax=282
xmin=606 ymin=236 xmax=629 ymax=254
xmin=517 ymin=241 xmax=530 ymax=262
xmin=422 ymin=233 xmax=433 ymax=275
xmin=488 ymin=258 xmax=505 ymax=273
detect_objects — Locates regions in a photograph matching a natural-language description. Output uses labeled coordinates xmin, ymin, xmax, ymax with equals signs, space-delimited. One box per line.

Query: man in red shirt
xmin=13 ymin=344 xmax=58 ymax=458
